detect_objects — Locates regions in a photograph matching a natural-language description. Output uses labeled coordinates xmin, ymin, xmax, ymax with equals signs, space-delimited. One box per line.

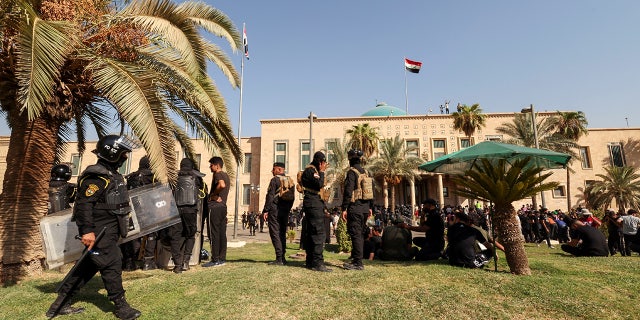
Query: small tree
xmin=336 ymin=218 xmax=351 ymax=253
xmin=452 ymin=157 xmax=560 ymax=275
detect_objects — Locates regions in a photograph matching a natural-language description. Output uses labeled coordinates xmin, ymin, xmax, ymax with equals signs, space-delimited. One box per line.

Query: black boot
xmin=182 ymin=254 xmax=191 ymax=271
xmin=142 ymin=257 xmax=157 ymax=271
xmin=45 ymin=295 xmax=85 ymax=318
xmin=112 ymin=295 xmax=141 ymax=320
xmin=172 ymin=257 xmax=182 ymax=274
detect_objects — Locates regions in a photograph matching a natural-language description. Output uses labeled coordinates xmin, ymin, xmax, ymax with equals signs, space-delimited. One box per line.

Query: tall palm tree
xmin=451 ymin=103 xmax=486 ymax=145
xmin=0 ymin=0 xmax=241 ymax=279
xmin=346 ymin=123 xmax=379 ymax=159
xmin=324 ymin=138 xmax=352 ymax=204
xmin=585 ymin=166 xmax=640 ymax=212
xmin=453 ymin=157 xmax=560 ymax=275
xmin=368 ymin=135 xmax=422 ymax=212
xmin=554 ymin=111 xmax=589 ymax=211
xmin=496 ymin=113 xmax=578 ymax=207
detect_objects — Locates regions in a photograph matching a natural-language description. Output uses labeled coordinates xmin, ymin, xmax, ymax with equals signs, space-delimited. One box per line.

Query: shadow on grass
xmin=36 ymin=277 xmax=113 ymax=313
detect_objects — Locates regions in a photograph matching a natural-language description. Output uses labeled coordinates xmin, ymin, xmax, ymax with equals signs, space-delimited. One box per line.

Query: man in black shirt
xmin=203 ymin=156 xmax=230 ymax=267
xmin=447 ymin=211 xmax=491 ymax=268
xmin=561 ymin=219 xmax=609 ymax=257
xmin=401 ymin=198 xmax=444 ymax=261
xmin=300 ymin=151 xmax=330 ymax=272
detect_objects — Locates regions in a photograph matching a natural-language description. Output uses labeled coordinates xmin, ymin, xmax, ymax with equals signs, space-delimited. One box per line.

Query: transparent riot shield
xmin=40 ymin=183 xmax=180 ymax=269
xmin=156 ymin=197 xmax=204 ymax=268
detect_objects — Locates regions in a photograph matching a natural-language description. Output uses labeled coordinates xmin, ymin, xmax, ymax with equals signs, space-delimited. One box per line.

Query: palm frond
xmin=15 ymin=9 xmax=75 ymax=119
xmin=177 ymin=1 xmax=241 ymax=52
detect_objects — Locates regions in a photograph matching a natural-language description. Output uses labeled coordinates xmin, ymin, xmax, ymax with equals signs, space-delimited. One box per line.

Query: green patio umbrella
xmin=419 ymin=141 xmax=571 ymax=174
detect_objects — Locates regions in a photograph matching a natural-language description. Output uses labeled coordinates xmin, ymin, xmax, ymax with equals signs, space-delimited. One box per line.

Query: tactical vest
xmin=80 ymin=164 xmax=131 ymax=216
xmin=350 ymin=167 xmax=374 ymax=202
xmin=48 ymin=184 xmax=69 ymax=214
xmin=175 ymin=174 xmax=197 ymax=206
xmin=278 ymin=175 xmax=296 ymax=202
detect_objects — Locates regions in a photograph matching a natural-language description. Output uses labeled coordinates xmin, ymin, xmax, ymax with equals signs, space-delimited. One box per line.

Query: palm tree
xmin=496 ymin=113 xmax=578 ymax=207
xmin=453 ymin=158 xmax=560 ymax=275
xmin=368 ymin=135 xmax=422 ymax=212
xmin=451 ymin=103 xmax=486 ymax=145
xmin=346 ymin=123 xmax=379 ymax=159
xmin=554 ymin=111 xmax=589 ymax=211
xmin=0 ymin=0 xmax=241 ymax=279
xmin=585 ymin=166 xmax=640 ymax=212
xmin=324 ymin=138 xmax=352 ymax=204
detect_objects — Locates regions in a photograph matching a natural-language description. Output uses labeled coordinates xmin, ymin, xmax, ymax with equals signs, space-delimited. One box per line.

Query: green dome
xmin=361 ymin=103 xmax=407 ymax=117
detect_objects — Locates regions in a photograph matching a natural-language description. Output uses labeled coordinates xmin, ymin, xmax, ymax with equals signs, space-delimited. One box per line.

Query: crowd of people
xmin=44 ymin=137 xmax=640 ymax=319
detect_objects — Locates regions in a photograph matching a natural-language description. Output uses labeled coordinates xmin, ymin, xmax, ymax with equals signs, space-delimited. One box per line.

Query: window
xmin=460 ymin=138 xmax=471 ymax=148
xmin=243 ymin=153 xmax=252 ymax=173
xmin=608 ymin=143 xmax=625 ymax=167
xmin=325 ymin=139 xmax=339 ymax=164
xmin=433 ymin=139 xmax=446 ymax=159
xmin=242 ymin=184 xmax=251 ymax=205
xmin=300 ymin=141 xmax=310 ymax=168
xmin=70 ymin=154 xmax=82 ymax=176
xmin=485 ymin=135 xmax=502 ymax=142
xmin=193 ymin=154 xmax=202 ymax=170
xmin=443 ymin=187 xmax=449 ymax=198
xmin=406 ymin=140 xmax=419 ymax=157
xmin=579 ymin=147 xmax=591 ymax=169
xmin=553 ymin=186 xmax=566 ymax=197
xmin=274 ymin=141 xmax=287 ymax=165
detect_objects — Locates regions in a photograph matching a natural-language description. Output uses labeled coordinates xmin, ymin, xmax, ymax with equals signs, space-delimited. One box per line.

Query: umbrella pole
xmin=490 ymin=201 xmax=498 ymax=272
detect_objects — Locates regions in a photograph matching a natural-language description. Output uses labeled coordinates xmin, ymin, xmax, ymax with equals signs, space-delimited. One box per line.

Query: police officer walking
xmin=46 ymin=135 xmax=141 ymax=320
xmin=300 ymin=151 xmax=331 ymax=272
xmin=341 ymin=149 xmax=373 ymax=271
xmin=263 ymin=162 xmax=295 ymax=265
xmin=168 ymin=158 xmax=205 ymax=273
xmin=48 ymin=164 xmax=77 ymax=214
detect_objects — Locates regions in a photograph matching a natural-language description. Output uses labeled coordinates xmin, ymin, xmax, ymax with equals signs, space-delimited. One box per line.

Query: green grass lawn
xmin=2 ymin=243 xmax=639 ymax=320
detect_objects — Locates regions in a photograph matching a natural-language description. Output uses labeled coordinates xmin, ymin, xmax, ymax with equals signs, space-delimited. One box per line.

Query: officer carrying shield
xmin=46 ymin=135 xmax=141 ymax=320
xmin=48 ymin=164 xmax=76 ymax=214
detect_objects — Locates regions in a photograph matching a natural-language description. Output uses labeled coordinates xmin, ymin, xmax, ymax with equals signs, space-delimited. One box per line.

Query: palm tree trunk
xmin=390 ymin=184 xmax=396 ymax=213
xmin=0 ymin=112 xmax=58 ymax=282
xmin=492 ymin=202 xmax=531 ymax=275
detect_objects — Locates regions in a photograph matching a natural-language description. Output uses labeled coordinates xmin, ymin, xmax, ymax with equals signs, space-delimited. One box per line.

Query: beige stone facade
xmin=1 ymin=110 xmax=638 ymax=217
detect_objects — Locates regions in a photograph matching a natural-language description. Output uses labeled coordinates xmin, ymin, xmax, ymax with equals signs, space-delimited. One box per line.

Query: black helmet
xmin=50 ymin=164 xmax=72 ymax=181
xmin=347 ymin=149 xmax=363 ymax=160
xmin=93 ymin=135 xmax=135 ymax=164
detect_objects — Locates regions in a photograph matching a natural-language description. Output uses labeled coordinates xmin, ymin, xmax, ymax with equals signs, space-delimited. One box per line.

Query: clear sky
xmin=2 ymin=1 xmax=638 ymax=138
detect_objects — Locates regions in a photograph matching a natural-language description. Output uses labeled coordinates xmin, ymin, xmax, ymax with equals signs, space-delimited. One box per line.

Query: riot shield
xmin=156 ymin=197 xmax=204 ymax=268
xmin=40 ymin=183 xmax=180 ymax=269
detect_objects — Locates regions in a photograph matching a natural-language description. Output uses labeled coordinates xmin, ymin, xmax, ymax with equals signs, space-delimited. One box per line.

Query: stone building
xmin=1 ymin=103 xmax=638 ymax=218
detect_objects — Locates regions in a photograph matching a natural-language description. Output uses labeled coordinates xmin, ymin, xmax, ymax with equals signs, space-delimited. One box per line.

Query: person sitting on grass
xmin=560 ymin=219 xmax=608 ymax=257
xmin=376 ymin=217 xmax=414 ymax=261
xmin=446 ymin=211 xmax=493 ymax=269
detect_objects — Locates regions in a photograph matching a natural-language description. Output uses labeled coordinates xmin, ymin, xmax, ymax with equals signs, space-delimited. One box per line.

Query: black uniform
xmin=55 ymin=161 xmax=130 ymax=304
xmin=414 ymin=208 xmax=445 ymax=261
xmin=123 ymin=158 xmax=156 ymax=270
xmin=342 ymin=164 xmax=373 ymax=269
xmin=301 ymin=163 xmax=327 ymax=270
xmin=447 ymin=222 xmax=488 ymax=268
xmin=208 ymin=169 xmax=230 ymax=264
xmin=48 ymin=180 xmax=76 ymax=214
xmin=168 ymin=158 xmax=205 ymax=272
xmin=263 ymin=174 xmax=294 ymax=264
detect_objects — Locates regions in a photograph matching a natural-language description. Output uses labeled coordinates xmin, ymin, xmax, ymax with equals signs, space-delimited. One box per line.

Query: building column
xmin=410 ymin=177 xmax=416 ymax=224
xmin=437 ymin=174 xmax=444 ymax=206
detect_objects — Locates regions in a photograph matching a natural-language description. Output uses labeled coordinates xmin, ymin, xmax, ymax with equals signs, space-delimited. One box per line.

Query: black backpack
xmin=175 ymin=174 xmax=197 ymax=206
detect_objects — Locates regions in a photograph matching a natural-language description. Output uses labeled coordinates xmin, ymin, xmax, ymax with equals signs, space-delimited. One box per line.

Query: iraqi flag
xmin=404 ymin=58 xmax=422 ymax=73
xmin=243 ymin=25 xmax=249 ymax=60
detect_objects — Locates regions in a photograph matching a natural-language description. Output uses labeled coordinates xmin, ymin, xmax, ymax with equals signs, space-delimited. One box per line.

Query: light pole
xmin=521 ymin=104 xmax=546 ymax=208
xmin=308 ymin=112 xmax=317 ymax=156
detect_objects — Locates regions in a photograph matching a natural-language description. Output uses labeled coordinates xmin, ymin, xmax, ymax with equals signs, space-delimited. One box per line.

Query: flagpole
xmin=404 ymin=58 xmax=409 ymax=114
xmin=232 ymin=23 xmax=246 ymax=240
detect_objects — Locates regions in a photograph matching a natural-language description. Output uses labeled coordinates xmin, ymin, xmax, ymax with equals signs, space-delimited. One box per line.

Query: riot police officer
xmin=168 ymin=158 xmax=205 ymax=273
xmin=48 ymin=164 xmax=76 ymax=214
xmin=46 ymin=135 xmax=141 ymax=319
xmin=341 ymin=149 xmax=373 ymax=271
xmin=300 ymin=151 xmax=331 ymax=272
xmin=125 ymin=156 xmax=157 ymax=271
